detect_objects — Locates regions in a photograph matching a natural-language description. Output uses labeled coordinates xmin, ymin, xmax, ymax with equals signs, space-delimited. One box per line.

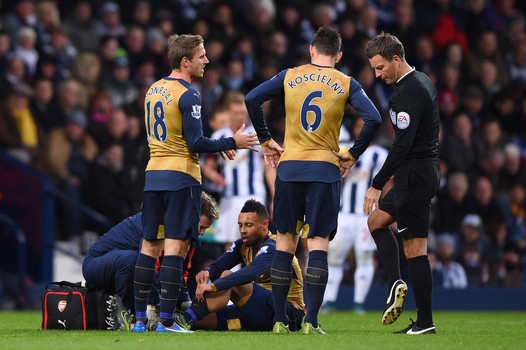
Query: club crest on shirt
xmin=191 ymin=105 xmax=201 ymax=119
xmin=396 ymin=112 xmax=410 ymax=129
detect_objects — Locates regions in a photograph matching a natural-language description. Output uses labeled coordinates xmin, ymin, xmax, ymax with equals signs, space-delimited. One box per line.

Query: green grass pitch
xmin=1 ymin=310 xmax=525 ymax=350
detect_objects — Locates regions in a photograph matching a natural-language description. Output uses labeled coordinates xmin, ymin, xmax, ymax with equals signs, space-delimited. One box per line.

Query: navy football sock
xmin=159 ymin=255 xmax=184 ymax=326
xmin=187 ymin=300 xmax=209 ymax=324
xmin=408 ymin=255 xmax=434 ymax=327
xmin=271 ymin=250 xmax=294 ymax=324
xmin=134 ymin=253 xmax=157 ymax=321
xmin=371 ymin=228 xmax=401 ymax=287
xmin=304 ymin=250 xmax=328 ymax=327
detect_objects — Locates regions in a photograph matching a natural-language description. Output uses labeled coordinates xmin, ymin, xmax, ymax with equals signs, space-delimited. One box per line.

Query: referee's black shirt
xmin=372 ymin=69 xmax=439 ymax=190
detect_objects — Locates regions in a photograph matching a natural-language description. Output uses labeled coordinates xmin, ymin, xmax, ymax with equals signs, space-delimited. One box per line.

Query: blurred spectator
xmin=221 ymin=58 xmax=244 ymax=92
xmin=501 ymin=242 xmax=524 ymax=287
xmin=413 ymin=35 xmax=439 ymax=80
xmin=208 ymin=2 xmax=236 ymax=49
xmin=0 ymin=83 xmax=44 ymax=165
xmin=490 ymin=88 xmax=524 ymax=137
xmin=466 ymin=30 xmax=510 ymax=90
xmin=0 ymin=31 xmax=11 ymax=75
xmin=123 ymin=26 xmax=147 ymax=72
xmin=438 ymin=89 xmax=459 ymax=125
xmin=506 ymin=39 xmax=526 ymax=83
xmin=145 ymin=28 xmax=169 ymax=79
xmin=441 ymin=112 xmax=480 ymax=176
xmin=130 ymin=1 xmax=152 ymax=30
xmin=70 ymin=52 xmax=101 ymax=111
xmin=88 ymin=90 xmax=114 ymax=138
xmin=154 ymin=9 xmax=174 ymax=39
xmin=94 ymin=2 xmax=126 ymax=40
xmin=13 ymin=26 xmax=38 ymax=77
xmin=497 ymin=143 xmax=523 ymax=193
xmin=356 ymin=5 xmax=379 ymax=39
xmin=432 ymin=171 xmax=476 ymax=235
xmin=83 ymin=143 xmax=134 ymax=233
xmin=460 ymin=242 xmax=486 ymax=286
xmin=460 ymin=84 xmax=485 ymax=129
xmin=231 ymin=35 xmax=258 ymax=85
xmin=508 ymin=181 xmax=526 ymax=248
xmin=53 ymin=79 xmax=82 ymax=130
xmin=100 ymin=57 xmax=138 ymax=110
xmin=42 ymin=24 xmax=78 ymax=81
xmin=97 ymin=36 xmax=119 ymax=83
xmin=3 ymin=0 xmax=37 ymax=44
xmin=336 ymin=16 xmax=366 ymax=76
xmin=93 ymin=108 xmax=129 ymax=151
xmin=485 ymin=217 xmax=508 ymax=286
xmin=459 ymin=0 xmax=507 ymax=50
xmin=265 ymin=30 xmax=296 ymax=70
xmin=35 ymin=0 xmax=60 ymax=50
xmin=435 ymin=234 xmax=468 ymax=288
xmin=275 ymin=2 xmax=313 ymax=59
xmin=64 ymin=1 xmax=99 ymax=53
xmin=389 ymin=1 xmax=418 ymax=61
xmin=369 ymin=0 xmax=394 ymax=32
xmin=0 ymin=54 xmax=28 ymax=97
xmin=38 ymin=109 xmax=98 ymax=240
xmin=30 ymin=77 xmax=59 ymax=134
xmin=192 ymin=61 xmax=223 ymax=135
xmin=472 ymin=176 xmax=507 ymax=227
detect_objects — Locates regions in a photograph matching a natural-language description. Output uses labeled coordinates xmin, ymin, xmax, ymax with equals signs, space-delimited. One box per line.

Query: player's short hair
xmin=311 ymin=26 xmax=342 ymax=57
xmin=240 ymin=199 xmax=269 ymax=221
xmin=201 ymin=191 xmax=219 ymax=221
xmin=365 ymin=31 xmax=406 ymax=62
xmin=167 ymin=34 xmax=204 ymax=69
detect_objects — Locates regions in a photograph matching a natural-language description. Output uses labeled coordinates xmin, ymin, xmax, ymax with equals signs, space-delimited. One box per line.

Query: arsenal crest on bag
xmin=41 ymin=281 xmax=124 ymax=330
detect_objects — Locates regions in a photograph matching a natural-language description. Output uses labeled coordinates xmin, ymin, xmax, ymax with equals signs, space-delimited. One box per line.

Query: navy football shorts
xmin=142 ymin=186 xmax=201 ymax=246
xmin=273 ymin=177 xmax=340 ymax=240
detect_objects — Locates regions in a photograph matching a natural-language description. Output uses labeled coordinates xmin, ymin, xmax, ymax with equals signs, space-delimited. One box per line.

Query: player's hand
xmin=195 ymin=270 xmax=210 ymax=285
xmin=363 ymin=186 xmax=381 ymax=215
xmin=233 ymin=124 xmax=260 ymax=152
xmin=332 ymin=150 xmax=356 ymax=178
xmin=219 ymin=149 xmax=236 ymax=160
xmin=195 ymin=283 xmax=213 ymax=302
xmin=262 ymin=139 xmax=284 ymax=168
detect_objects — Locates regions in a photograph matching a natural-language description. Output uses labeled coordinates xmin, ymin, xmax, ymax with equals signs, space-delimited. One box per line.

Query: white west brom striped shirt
xmin=340 ymin=142 xmax=388 ymax=214
xmin=211 ymin=124 xmax=266 ymax=197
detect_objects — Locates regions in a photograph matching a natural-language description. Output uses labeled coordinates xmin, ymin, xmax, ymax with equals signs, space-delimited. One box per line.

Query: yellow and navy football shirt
xmin=206 ymin=233 xmax=304 ymax=310
xmin=246 ymin=63 xmax=382 ymax=183
xmin=144 ymin=77 xmax=236 ymax=191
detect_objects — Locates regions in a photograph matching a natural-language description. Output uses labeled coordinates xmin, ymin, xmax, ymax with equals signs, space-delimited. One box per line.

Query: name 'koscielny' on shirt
xmin=287 ymin=72 xmax=346 ymax=95
xmin=145 ymin=85 xmax=174 ymax=106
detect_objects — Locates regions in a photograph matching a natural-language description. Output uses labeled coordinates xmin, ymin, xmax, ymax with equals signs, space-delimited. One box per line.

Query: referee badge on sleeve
xmin=396 ymin=112 xmax=410 ymax=129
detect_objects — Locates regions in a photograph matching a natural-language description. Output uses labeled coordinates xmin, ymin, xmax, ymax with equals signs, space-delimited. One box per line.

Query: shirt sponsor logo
xmin=397 ymin=112 xmax=410 ymax=129
xmin=191 ymin=105 xmax=201 ymax=119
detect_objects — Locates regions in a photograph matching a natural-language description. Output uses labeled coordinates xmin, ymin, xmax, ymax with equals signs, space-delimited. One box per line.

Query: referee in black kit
xmin=363 ymin=32 xmax=440 ymax=335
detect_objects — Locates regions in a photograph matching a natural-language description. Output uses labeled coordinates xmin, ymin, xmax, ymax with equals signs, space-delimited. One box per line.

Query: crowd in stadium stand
xmin=0 ymin=0 xmax=525 ymax=288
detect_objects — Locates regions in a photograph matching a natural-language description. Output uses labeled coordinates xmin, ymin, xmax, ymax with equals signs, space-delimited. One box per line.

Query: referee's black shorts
xmin=379 ymin=158 xmax=440 ymax=239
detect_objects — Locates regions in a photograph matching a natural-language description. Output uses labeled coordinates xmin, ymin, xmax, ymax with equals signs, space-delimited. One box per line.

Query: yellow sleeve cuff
xmin=209 ymin=283 xmax=217 ymax=293
xmin=348 ymin=152 xmax=357 ymax=163
xmin=260 ymin=139 xmax=271 ymax=147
